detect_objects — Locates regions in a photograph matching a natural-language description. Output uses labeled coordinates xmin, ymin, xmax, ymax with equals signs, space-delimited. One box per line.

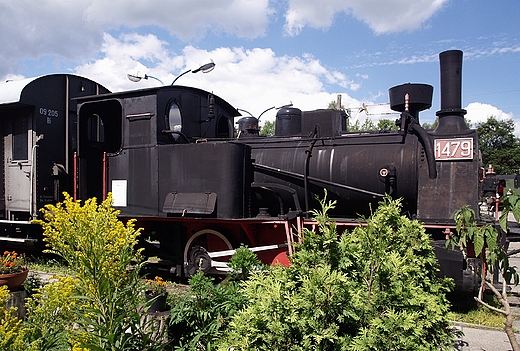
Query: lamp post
xmin=127 ymin=73 xmax=164 ymax=85
xmin=171 ymin=61 xmax=215 ymax=85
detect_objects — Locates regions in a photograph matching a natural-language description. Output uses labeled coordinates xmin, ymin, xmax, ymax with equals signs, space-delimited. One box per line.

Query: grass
xmin=25 ymin=256 xmax=75 ymax=276
xmin=448 ymin=292 xmax=516 ymax=329
xmin=449 ymin=308 xmax=507 ymax=329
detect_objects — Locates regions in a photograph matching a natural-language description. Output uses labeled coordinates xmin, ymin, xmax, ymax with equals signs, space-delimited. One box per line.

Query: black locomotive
xmin=0 ymin=50 xmax=487 ymax=291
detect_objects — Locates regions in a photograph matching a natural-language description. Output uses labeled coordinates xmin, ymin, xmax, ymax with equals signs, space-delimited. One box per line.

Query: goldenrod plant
xmin=24 ymin=275 xmax=85 ymax=350
xmin=0 ymin=285 xmax=35 ymax=351
xmin=31 ymin=193 xmax=168 ymax=351
xmin=34 ymin=193 xmax=142 ymax=285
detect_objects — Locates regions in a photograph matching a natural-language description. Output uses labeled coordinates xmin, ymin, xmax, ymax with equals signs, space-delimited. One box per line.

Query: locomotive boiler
xmin=0 ymin=50 xmax=483 ymax=291
xmin=249 ymin=50 xmax=479 ymax=224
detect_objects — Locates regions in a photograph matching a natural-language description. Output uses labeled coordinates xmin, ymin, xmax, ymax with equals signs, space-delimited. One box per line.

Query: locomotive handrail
xmin=240 ymin=134 xmax=406 ymax=146
xmin=251 ymin=183 xmax=302 ymax=214
xmin=304 ymin=138 xmax=318 ymax=216
xmin=253 ymin=163 xmax=385 ymax=198
xmin=408 ymin=115 xmax=437 ymax=179
xmin=102 ymin=152 xmax=107 ymax=201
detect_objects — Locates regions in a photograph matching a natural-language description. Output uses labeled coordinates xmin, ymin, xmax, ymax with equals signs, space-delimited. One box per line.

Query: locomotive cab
xmin=0 ymin=75 xmax=109 ymax=230
xmin=76 ymin=86 xmax=244 ymax=219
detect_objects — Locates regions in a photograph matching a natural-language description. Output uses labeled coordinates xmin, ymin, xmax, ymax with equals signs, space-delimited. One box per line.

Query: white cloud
xmin=0 ymin=1 xmax=103 ymax=73
xmin=176 ymin=47 xmax=360 ymax=121
xmin=465 ymin=102 xmax=514 ymax=125
xmin=74 ymin=33 xmax=180 ymax=91
xmin=0 ymin=0 xmax=273 ymax=76
xmin=82 ymin=0 xmax=273 ymax=40
xmin=284 ymin=0 xmax=448 ymax=36
xmin=465 ymin=102 xmax=520 ymax=136
xmin=0 ymin=0 xmax=449 ymax=78
xmin=71 ymin=33 xmax=361 ymax=123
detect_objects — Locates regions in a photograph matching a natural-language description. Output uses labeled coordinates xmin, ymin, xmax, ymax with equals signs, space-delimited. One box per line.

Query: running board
xmin=208 ymin=243 xmax=287 ymax=259
xmin=0 ymin=236 xmax=38 ymax=243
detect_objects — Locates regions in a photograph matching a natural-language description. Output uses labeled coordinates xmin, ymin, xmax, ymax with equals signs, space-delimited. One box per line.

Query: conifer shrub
xmin=218 ymin=194 xmax=457 ymax=351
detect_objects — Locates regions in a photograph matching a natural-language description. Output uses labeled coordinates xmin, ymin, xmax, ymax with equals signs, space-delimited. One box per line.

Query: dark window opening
xmin=216 ymin=116 xmax=231 ymax=138
xmin=87 ymin=114 xmax=105 ymax=143
xmin=79 ymin=100 xmax=122 ymax=155
xmin=77 ymin=99 xmax=122 ymax=200
xmin=12 ymin=112 xmax=29 ymax=160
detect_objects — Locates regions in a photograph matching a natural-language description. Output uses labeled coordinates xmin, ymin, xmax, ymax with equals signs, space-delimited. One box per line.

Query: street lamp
xmin=171 ymin=61 xmax=215 ymax=85
xmin=127 ymin=73 xmax=164 ymax=85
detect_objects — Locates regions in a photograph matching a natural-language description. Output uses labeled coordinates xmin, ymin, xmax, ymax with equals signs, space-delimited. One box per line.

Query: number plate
xmin=434 ymin=138 xmax=473 ymax=160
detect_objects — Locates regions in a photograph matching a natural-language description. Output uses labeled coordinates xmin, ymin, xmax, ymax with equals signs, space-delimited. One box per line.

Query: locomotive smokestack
xmin=435 ymin=50 xmax=468 ymax=133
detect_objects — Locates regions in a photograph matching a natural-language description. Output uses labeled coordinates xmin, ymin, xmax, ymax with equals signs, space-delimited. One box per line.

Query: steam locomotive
xmin=0 ymin=50 xmax=486 ymax=291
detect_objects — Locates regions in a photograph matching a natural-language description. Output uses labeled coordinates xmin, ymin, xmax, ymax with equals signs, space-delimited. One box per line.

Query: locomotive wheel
xmin=189 ymin=245 xmax=212 ymax=273
xmin=184 ymin=229 xmax=233 ymax=274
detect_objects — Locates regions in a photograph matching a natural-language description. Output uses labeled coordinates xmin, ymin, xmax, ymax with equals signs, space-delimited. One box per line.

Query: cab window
xmin=166 ymin=101 xmax=183 ymax=142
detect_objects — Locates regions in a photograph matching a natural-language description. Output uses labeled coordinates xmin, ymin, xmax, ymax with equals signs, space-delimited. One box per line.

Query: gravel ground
xmin=453 ymin=322 xmax=517 ymax=351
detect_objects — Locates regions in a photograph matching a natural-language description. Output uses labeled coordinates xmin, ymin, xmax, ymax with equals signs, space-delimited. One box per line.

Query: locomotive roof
xmin=0 ymin=76 xmax=40 ymax=105
xmin=74 ymin=84 xmax=241 ymax=117
xmin=0 ymin=74 xmax=111 ymax=107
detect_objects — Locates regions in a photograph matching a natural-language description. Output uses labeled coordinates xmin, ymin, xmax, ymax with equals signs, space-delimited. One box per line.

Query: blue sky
xmin=1 ymin=0 xmax=519 ymax=129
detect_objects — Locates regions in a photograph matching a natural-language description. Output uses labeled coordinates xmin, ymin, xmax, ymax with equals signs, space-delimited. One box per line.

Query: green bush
xmin=169 ymin=272 xmax=247 ymax=351
xmin=168 ymin=243 xmax=270 ymax=350
xmin=218 ymin=194 xmax=456 ymax=351
xmin=227 ymin=245 xmax=265 ymax=281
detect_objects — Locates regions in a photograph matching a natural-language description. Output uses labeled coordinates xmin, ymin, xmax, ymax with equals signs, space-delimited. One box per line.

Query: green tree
xmin=260 ymin=120 xmax=275 ymax=136
xmin=346 ymin=118 xmax=361 ymax=132
xmin=377 ymin=118 xmax=398 ymax=131
xmin=327 ymin=100 xmax=345 ymax=110
xmin=219 ymin=194 xmax=456 ymax=351
xmin=360 ymin=117 xmax=376 ymax=131
xmin=477 ymin=116 xmax=520 ymax=174
xmin=448 ymin=202 xmax=520 ymax=351
xmin=347 ymin=117 xmax=375 ymax=132
xmin=347 ymin=117 xmax=399 ymax=132
xmin=421 ymin=118 xmax=438 ymax=130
